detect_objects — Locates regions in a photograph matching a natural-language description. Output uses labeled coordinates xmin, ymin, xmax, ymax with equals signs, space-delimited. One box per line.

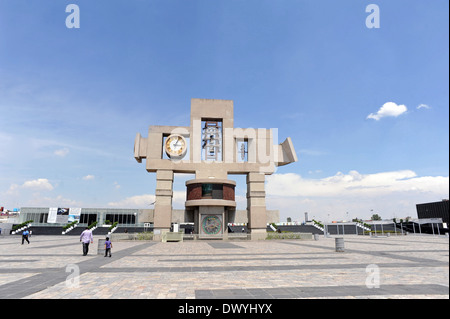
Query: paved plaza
xmin=0 ymin=234 xmax=448 ymax=299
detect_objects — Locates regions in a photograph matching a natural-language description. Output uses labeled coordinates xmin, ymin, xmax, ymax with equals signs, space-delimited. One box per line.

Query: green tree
xmin=371 ymin=214 xmax=381 ymax=220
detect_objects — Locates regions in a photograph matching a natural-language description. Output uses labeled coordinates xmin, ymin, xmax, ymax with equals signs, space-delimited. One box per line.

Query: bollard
xmin=314 ymin=234 xmax=319 ymax=241
xmin=335 ymin=237 xmax=344 ymax=252
xmin=97 ymin=239 xmax=106 ymax=255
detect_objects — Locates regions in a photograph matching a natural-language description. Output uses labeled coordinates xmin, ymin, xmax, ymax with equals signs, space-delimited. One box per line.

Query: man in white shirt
xmin=79 ymin=227 xmax=93 ymax=256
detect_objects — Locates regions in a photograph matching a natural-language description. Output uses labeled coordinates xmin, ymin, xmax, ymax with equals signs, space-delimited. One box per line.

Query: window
xmin=105 ymin=213 xmax=136 ymax=225
xmin=237 ymin=140 xmax=248 ymax=162
xmin=202 ymin=184 xmax=223 ymax=199
xmin=201 ymin=120 xmax=222 ymax=161
xmin=80 ymin=214 xmax=97 ymax=225
xmin=39 ymin=213 xmax=48 ymax=223
xmin=202 ymin=184 xmax=213 ymax=198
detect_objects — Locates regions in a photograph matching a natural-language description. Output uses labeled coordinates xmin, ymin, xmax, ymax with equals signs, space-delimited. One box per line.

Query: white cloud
xmin=107 ymin=191 xmax=187 ymax=209
xmin=6 ymin=183 xmax=20 ymax=195
xmin=417 ymin=104 xmax=430 ymax=109
xmin=2 ymin=178 xmax=83 ymax=207
xmin=2 ymin=179 xmax=54 ymax=208
xmin=54 ymin=148 xmax=69 ymax=157
xmin=22 ymin=178 xmax=54 ymax=191
xmin=266 ymin=171 xmax=449 ymax=221
xmin=235 ymin=195 xmax=247 ymax=210
xmin=82 ymin=175 xmax=95 ymax=181
xmin=34 ymin=195 xmax=79 ymax=207
xmin=367 ymin=102 xmax=407 ymax=120
xmin=108 ymin=194 xmax=156 ymax=208
xmin=172 ymin=190 xmax=187 ymax=208
xmin=266 ymin=170 xmax=448 ymax=197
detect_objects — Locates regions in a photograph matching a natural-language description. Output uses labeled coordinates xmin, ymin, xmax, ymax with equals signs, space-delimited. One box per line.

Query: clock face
xmin=165 ymin=134 xmax=187 ymax=159
xmin=201 ymin=215 xmax=222 ymax=235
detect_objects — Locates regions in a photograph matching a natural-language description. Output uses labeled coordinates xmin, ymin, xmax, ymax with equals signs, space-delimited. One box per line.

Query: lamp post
xmin=325 ymin=213 xmax=330 ymax=238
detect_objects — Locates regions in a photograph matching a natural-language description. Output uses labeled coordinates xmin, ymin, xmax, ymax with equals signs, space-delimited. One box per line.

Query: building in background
xmin=18 ymin=207 xmax=279 ymax=230
xmin=416 ymin=200 xmax=449 ymax=226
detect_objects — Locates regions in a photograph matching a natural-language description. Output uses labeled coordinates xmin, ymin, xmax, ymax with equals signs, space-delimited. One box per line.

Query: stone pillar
xmin=153 ymin=169 xmax=173 ymax=241
xmin=247 ymin=172 xmax=267 ymax=240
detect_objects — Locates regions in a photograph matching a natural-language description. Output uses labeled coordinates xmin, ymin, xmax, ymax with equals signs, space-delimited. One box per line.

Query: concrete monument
xmin=134 ymin=98 xmax=297 ymax=240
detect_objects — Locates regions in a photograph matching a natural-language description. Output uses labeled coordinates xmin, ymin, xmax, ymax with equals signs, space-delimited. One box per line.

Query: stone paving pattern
xmin=0 ymin=234 xmax=448 ymax=299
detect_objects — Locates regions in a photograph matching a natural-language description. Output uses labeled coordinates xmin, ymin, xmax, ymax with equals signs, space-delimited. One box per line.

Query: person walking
xmin=79 ymin=227 xmax=93 ymax=256
xmin=104 ymin=237 xmax=112 ymax=257
xmin=22 ymin=229 xmax=30 ymax=244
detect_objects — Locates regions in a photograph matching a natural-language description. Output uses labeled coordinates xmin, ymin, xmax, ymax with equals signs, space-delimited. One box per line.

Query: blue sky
xmin=0 ymin=0 xmax=448 ymax=222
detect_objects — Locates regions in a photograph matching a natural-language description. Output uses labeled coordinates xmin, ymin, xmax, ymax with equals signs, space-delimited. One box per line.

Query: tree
xmin=371 ymin=214 xmax=381 ymax=221
xmin=287 ymin=217 xmax=292 ymax=223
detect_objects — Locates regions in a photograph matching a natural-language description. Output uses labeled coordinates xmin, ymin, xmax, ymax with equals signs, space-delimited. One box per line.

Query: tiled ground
xmin=0 ymin=234 xmax=448 ymax=299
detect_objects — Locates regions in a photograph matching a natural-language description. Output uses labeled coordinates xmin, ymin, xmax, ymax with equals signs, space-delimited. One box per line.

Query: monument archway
xmin=134 ymin=98 xmax=297 ymax=240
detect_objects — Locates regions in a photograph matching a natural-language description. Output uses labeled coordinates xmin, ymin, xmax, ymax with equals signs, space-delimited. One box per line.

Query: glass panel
xmin=212 ymin=184 xmax=223 ymax=199
xmin=202 ymin=184 xmax=213 ymax=198
xmin=201 ymin=120 xmax=222 ymax=161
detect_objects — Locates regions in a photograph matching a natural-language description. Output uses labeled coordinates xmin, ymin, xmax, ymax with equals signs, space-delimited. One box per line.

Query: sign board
xmin=68 ymin=207 xmax=81 ymax=223
xmin=48 ymin=207 xmax=78 ymax=224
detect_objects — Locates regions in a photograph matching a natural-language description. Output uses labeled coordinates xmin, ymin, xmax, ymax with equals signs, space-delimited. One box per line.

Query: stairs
xmin=11 ymin=223 xmax=32 ymax=235
xmin=356 ymin=223 xmax=371 ymax=232
xmin=312 ymin=223 xmax=324 ymax=232
xmin=274 ymin=225 xmax=323 ymax=235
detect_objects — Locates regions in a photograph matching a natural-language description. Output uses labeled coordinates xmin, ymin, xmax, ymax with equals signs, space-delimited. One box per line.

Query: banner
xmin=48 ymin=207 xmax=72 ymax=224
xmin=56 ymin=208 xmax=69 ymax=224
xmin=47 ymin=207 xmax=58 ymax=223
xmin=68 ymin=207 xmax=81 ymax=223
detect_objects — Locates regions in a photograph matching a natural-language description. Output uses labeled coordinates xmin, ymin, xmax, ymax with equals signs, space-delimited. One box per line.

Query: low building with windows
xmin=19 ymin=207 xmax=144 ymax=228
xmin=18 ymin=206 xmax=279 ymax=234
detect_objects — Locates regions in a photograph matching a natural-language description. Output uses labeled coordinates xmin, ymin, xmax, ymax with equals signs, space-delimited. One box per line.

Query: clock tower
xmin=134 ymin=98 xmax=297 ymax=240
